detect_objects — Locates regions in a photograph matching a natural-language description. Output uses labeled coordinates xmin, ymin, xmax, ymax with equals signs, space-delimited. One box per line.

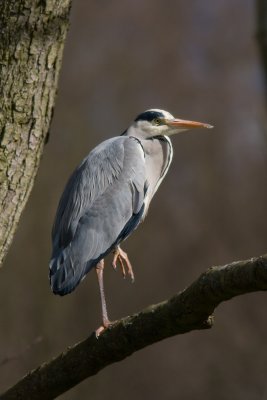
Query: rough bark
xmin=1 ymin=254 xmax=267 ymax=400
xmin=256 ymin=0 xmax=267 ymax=96
xmin=0 ymin=0 xmax=72 ymax=266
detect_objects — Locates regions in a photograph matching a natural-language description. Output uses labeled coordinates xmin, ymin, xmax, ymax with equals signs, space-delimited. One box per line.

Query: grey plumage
xmin=50 ymin=136 xmax=148 ymax=294
xmin=49 ymin=109 xmax=212 ymax=331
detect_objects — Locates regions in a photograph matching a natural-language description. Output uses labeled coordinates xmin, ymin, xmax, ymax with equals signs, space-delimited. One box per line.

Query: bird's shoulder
xmin=83 ymin=135 xmax=145 ymax=165
xmin=68 ymin=135 xmax=144 ymax=191
xmin=52 ymin=136 xmax=146 ymax=244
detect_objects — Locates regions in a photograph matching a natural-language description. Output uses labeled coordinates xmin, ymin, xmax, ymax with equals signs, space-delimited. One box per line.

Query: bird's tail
xmin=49 ymin=248 xmax=89 ymax=296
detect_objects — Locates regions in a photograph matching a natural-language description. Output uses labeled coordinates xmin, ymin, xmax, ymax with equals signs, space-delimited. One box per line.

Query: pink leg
xmin=112 ymin=246 xmax=135 ymax=282
xmin=95 ymin=259 xmax=111 ymax=337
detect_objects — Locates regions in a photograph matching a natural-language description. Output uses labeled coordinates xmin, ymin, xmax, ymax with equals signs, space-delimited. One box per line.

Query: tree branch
xmin=1 ymin=254 xmax=267 ymax=400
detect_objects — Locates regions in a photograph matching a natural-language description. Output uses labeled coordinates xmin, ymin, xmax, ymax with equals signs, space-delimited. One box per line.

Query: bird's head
xmin=126 ymin=109 xmax=213 ymax=139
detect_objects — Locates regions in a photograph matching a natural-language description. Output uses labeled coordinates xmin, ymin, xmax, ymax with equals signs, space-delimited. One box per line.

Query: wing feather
xmin=50 ymin=136 xmax=147 ymax=295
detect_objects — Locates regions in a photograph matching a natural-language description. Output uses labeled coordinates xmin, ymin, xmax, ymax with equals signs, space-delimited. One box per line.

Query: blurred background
xmin=1 ymin=0 xmax=267 ymax=399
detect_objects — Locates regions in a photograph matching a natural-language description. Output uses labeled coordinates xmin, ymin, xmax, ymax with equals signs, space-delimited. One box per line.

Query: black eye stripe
xmin=135 ymin=111 xmax=165 ymax=122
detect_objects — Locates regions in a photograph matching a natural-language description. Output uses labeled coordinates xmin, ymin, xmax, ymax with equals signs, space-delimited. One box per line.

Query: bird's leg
xmin=95 ymin=259 xmax=111 ymax=337
xmin=112 ymin=246 xmax=135 ymax=282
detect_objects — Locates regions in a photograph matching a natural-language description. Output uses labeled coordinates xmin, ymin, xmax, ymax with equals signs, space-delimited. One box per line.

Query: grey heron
xmin=49 ymin=109 xmax=213 ymax=336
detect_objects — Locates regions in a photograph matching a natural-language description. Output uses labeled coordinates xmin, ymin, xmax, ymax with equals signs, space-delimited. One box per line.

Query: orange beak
xmin=166 ymin=118 xmax=213 ymax=130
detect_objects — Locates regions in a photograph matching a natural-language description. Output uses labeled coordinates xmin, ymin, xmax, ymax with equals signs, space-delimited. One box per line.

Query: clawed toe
xmin=95 ymin=319 xmax=112 ymax=338
xmin=112 ymin=246 xmax=135 ymax=282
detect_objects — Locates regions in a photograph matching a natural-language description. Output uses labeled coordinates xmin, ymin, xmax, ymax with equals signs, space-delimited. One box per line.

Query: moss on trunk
xmin=0 ymin=0 xmax=72 ymax=265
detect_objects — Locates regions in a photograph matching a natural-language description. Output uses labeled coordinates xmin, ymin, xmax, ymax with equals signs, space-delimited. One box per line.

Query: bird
xmin=49 ymin=108 xmax=213 ymax=336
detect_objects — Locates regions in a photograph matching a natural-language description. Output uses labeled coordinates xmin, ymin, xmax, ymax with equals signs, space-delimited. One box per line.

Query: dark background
xmin=1 ymin=1 xmax=267 ymax=399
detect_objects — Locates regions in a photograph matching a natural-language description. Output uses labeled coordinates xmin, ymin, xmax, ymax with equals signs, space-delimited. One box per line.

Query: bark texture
xmin=0 ymin=0 xmax=72 ymax=265
xmin=2 ymin=254 xmax=267 ymax=400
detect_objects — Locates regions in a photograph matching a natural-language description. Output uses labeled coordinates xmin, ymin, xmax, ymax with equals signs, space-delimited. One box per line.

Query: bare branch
xmin=1 ymin=254 xmax=267 ymax=400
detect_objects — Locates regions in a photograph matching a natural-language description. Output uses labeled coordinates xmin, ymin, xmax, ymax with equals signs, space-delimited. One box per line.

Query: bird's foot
xmin=95 ymin=318 xmax=112 ymax=338
xmin=112 ymin=246 xmax=135 ymax=282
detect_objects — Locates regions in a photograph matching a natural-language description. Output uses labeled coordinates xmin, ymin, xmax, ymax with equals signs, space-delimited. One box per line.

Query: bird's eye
xmin=154 ymin=118 xmax=161 ymax=126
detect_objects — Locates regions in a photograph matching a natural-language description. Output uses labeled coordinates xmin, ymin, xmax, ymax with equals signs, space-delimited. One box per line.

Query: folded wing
xmin=50 ymin=136 xmax=147 ymax=295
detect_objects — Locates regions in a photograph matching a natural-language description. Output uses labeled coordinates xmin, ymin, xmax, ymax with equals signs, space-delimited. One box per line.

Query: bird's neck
xmin=125 ymin=125 xmax=148 ymax=140
xmin=141 ymin=135 xmax=173 ymax=208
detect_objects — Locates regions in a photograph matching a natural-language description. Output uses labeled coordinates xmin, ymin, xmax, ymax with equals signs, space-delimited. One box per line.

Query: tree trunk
xmin=0 ymin=0 xmax=72 ymax=266
xmin=256 ymin=0 xmax=267 ymax=97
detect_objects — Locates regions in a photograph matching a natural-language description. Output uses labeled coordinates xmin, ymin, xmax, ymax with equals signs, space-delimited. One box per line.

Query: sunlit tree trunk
xmin=0 ymin=0 xmax=72 ymax=265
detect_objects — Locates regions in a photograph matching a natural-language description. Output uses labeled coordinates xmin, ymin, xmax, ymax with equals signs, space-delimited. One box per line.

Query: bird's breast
xmin=142 ymin=136 xmax=173 ymax=214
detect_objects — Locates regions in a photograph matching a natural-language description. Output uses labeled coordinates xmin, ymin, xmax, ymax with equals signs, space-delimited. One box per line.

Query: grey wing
xmin=50 ymin=136 xmax=147 ymax=295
